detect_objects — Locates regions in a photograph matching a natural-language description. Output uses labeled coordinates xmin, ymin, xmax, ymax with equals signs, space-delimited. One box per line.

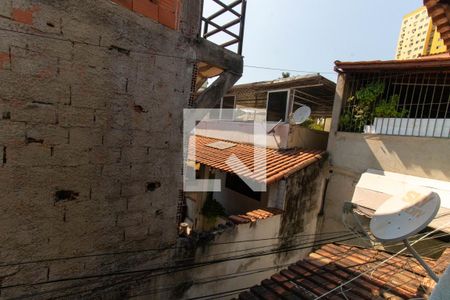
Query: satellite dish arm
xmin=403 ymin=239 xmax=439 ymax=282
xmin=267 ymin=119 xmax=283 ymax=134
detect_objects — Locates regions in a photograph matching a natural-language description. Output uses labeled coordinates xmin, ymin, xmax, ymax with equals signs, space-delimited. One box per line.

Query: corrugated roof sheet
xmin=425 ymin=0 xmax=450 ymax=52
xmin=228 ymin=74 xmax=336 ymax=93
xmin=237 ymin=243 xmax=450 ymax=300
xmin=189 ymin=135 xmax=325 ymax=185
xmin=334 ymin=56 xmax=450 ymax=72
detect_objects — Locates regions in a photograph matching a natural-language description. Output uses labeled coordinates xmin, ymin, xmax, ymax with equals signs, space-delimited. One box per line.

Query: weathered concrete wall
xmin=175 ymin=161 xmax=326 ymax=299
xmin=279 ymin=159 xmax=325 ymax=250
xmin=287 ymin=126 xmax=329 ymax=150
xmin=0 ymin=0 xmax=199 ymax=298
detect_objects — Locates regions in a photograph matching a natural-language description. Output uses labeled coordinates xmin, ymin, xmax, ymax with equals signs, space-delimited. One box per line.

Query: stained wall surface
xmin=0 ymin=0 xmax=196 ymax=297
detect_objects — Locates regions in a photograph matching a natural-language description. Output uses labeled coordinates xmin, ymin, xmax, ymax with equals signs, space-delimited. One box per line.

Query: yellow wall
xmin=396 ymin=6 xmax=447 ymax=59
xmin=430 ymin=29 xmax=448 ymax=54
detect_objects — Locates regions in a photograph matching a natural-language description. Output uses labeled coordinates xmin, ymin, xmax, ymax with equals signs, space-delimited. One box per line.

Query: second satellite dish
xmin=370 ymin=188 xmax=440 ymax=243
xmin=369 ymin=187 xmax=441 ymax=282
xmin=291 ymin=105 xmax=311 ymax=125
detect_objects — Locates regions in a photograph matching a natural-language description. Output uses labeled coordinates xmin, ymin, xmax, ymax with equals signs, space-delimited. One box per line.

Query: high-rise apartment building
xmin=396 ymin=6 xmax=447 ymax=60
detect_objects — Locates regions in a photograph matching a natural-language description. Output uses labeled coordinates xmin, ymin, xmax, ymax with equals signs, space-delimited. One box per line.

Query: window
xmin=225 ymin=173 xmax=261 ymax=201
xmin=214 ymin=95 xmax=235 ymax=120
xmin=220 ymin=95 xmax=235 ymax=120
xmin=266 ymin=90 xmax=289 ymax=122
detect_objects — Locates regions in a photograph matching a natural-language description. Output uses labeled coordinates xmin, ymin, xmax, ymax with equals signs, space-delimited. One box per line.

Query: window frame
xmin=219 ymin=95 xmax=236 ymax=120
xmin=265 ymin=89 xmax=290 ymax=123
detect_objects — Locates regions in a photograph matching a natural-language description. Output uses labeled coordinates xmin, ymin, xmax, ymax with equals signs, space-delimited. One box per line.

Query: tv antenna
xmin=369 ymin=188 xmax=441 ymax=282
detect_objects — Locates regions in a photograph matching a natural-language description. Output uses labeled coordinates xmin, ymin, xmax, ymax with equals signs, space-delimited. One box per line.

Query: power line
xmin=52 ymin=235 xmax=357 ymax=300
xmin=7 ymin=234 xmax=356 ymax=299
xmin=244 ymin=64 xmax=336 ymax=75
xmin=0 ymin=230 xmax=350 ymax=268
xmin=7 ymin=229 xmax=450 ymax=298
xmin=129 ymin=262 xmax=296 ymax=298
xmin=129 ymin=238 xmax=370 ymax=299
xmin=177 ymin=238 xmax=450 ymax=300
xmin=314 ymin=220 xmax=450 ymax=300
xmin=0 ymin=26 xmax=336 ymax=77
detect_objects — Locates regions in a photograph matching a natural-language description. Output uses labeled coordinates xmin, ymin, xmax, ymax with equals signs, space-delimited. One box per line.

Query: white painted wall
xmin=195 ymin=120 xmax=290 ymax=149
xmin=182 ymin=214 xmax=319 ymax=300
xmin=213 ymin=171 xmax=270 ymax=215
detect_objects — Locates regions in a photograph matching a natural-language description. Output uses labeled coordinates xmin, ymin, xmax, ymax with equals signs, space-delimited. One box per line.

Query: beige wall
xmin=322 ymin=73 xmax=450 ymax=234
xmin=288 ymin=126 xmax=329 ymax=150
xmin=182 ymin=215 xmax=313 ymax=299
xmin=330 ymin=132 xmax=450 ymax=180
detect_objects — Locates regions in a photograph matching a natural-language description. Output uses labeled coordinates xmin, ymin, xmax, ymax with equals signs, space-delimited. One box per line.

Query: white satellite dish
xmin=291 ymin=105 xmax=311 ymax=125
xmin=370 ymin=188 xmax=441 ymax=282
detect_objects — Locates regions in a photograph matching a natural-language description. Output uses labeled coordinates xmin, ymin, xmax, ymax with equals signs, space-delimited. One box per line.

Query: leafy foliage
xmin=374 ymin=94 xmax=408 ymax=118
xmin=301 ymin=118 xmax=325 ymax=131
xmin=340 ymin=82 xmax=407 ymax=132
xmin=347 ymin=82 xmax=384 ymax=132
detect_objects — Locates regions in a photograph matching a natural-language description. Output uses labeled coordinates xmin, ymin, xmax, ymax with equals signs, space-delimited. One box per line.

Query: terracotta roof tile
xmin=189 ymin=135 xmax=324 ymax=185
xmin=237 ymin=243 xmax=450 ymax=300
xmin=229 ymin=208 xmax=283 ymax=225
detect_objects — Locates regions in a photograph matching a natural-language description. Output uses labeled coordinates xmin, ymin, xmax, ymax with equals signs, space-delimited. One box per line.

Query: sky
xmin=204 ymin=0 xmax=424 ymax=84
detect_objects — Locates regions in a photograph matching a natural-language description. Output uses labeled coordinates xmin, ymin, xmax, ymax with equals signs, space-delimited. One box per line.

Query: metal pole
xmin=403 ymin=239 xmax=439 ymax=283
xmin=237 ymin=0 xmax=247 ymax=55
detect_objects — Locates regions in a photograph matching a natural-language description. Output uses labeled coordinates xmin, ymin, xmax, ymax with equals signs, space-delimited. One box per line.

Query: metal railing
xmin=200 ymin=0 xmax=247 ymax=55
xmin=339 ymin=71 xmax=450 ymax=138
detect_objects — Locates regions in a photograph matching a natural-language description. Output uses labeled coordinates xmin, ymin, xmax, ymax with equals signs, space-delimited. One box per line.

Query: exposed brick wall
xmin=112 ymin=0 xmax=181 ymax=30
xmin=0 ymin=0 xmax=194 ymax=297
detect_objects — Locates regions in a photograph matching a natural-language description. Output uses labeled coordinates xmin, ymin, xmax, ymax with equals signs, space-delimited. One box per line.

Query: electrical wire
xmin=9 ymin=234 xmax=357 ymax=299
xmin=313 ymin=220 xmax=450 ymax=300
xmin=0 ymin=26 xmax=337 ymax=79
xmin=1 ymin=233 xmax=356 ymax=290
xmin=6 ymin=230 xmax=450 ymax=299
xmin=0 ymin=230 xmax=351 ymax=268
xmin=175 ymin=238 xmax=450 ymax=300
xmin=244 ymin=64 xmax=335 ymax=75
xmin=57 ymin=236 xmax=448 ymax=300
xmin=128 ymin=262 xmax=295 ymax=298
xmin=128 ymin=238 xmax=371 ymax=299
xmin=19 ymin=235 xmax=358 ymax=300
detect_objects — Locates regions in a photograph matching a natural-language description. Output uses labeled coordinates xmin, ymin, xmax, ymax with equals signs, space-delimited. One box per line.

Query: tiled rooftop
xmin=228 ymin=208 xmax=283 ymax=224
xmin=188 ymin=135 xmax=325 ymax=185
xmin=237 ymin=243 xmax=450 ymax=300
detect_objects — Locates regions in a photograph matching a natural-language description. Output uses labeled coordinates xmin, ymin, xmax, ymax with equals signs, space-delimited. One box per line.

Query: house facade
xmin=179 ymin=133 xmax=329 ymax=298
xmin=175 ymin=75 xmax=336 ymax=298
xmin=198 ymin=74 xmax=336 ymax=150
